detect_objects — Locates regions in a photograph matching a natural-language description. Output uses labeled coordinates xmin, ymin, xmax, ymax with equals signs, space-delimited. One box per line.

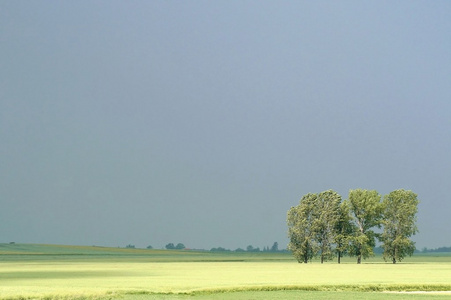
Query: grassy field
xmin=1 ymin=244 xmax=451 ymax=299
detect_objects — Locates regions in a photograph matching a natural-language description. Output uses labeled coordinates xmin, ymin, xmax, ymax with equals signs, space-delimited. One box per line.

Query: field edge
xmin=121 ymin=283 xmax=451 ymax=296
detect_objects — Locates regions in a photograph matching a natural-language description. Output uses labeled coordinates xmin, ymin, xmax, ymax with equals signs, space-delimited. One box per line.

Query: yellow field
xmin=0 ymin=244 xmax=450 ymax=299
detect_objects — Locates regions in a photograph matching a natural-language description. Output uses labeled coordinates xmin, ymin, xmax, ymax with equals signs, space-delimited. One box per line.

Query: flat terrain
xmin=1 ymin=244 xmax=450 ymax=299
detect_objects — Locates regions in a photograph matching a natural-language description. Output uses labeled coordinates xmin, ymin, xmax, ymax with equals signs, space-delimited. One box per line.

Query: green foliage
xmin=287 ymin=190 xmax=341 ymax=263
xmin=347 ymin=189 xmax=383 ymax=263
xmin=314 ymin=190 xmax=342 ymax=263
xmin=421 ymin=246 xmax=451 ymax=253
xmin=334 ymin=201 xmax=356 ymax=263
xmin=165 ymin=243 xmax=175 ymax=250
xmin=381 ymin=189 xmax=419 ymax=263
xmin=288 ymin=188 xmax=420 ymax=265
xmin=270 ymin=242 xmax=279 ymax=252
xmin=287 ymin=193 xmax=318 ymax=263
xmin=210 ymin=247 xmax=230 ymax=252
xmin=175 ymin=243 xmax=186 ymax=250
xmin=165 ymin=243 xmax=186 ymax=250
xmin=246 ymin=245 xmax=261 ymax=252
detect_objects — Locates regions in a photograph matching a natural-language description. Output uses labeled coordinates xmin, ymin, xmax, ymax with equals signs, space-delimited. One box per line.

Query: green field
xmin=1 ymin=244 xmax=451 ymax=299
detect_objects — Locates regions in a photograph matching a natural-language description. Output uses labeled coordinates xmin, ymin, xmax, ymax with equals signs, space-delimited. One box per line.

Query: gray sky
xmin=1 ymin=1 xmax=450 ymax=250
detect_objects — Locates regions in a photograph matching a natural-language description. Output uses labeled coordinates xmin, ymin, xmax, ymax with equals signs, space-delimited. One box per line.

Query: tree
xmin=245 ymin=245 xmax=260 ymax=252
xmin=175 ymin=243 xmax=185 ymax=250
xmin=165 ymin=243 xmax=175 ymax=250
xmin=211 ymin=247 xmax=230 ymax=252
xmin=381 ymin=189 xmax=419 ymax=264
xmin=146 ymin=245 xmax=153 ymax=249
xmin=287 ymin=190 xmax=341 ymax=263
xmin=287 ymin=193 xmax=318 ymax=263
xmin=347 ymin=189 xmax=383 ymax=264
xmin=270 ymin=242 xmax=279 ymax=252
xmin=334 ymin=200 xmax=355 ymax=263
xmin=314 ymin=190 xmax=342 ymax=263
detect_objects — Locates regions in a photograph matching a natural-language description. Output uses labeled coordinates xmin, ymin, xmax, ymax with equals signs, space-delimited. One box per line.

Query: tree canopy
xmin=287 ymin=188 xmax=419 ymax=264
xmin=165 ymin=243 xmax=186 ymax=250
xmin=381 ymin=189 xmax=419 ymax=263
xmin=347 ymin=189 xmax=383 ymax=263
xmin=287 ymin=193 xmax=318 ymax=263
xmin=287 ymin=190 xmax=341 ymax=263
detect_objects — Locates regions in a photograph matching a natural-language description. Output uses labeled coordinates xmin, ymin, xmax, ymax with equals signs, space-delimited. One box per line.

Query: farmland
xmin=1 ymin=244 xmax=450 ymax=299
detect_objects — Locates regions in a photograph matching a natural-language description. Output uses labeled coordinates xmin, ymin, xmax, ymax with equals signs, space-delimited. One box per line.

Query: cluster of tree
xmin=246 ymin=245 xmax=261 ymax=252
xmin=210 ymin=247 xmax=231 ymax=252
xmin=287 ymin=189 xmax=419 ymax=264
xmin=420 ymin=246 xmax=451 ymax=253
xmin=165 ymin=243 xmax=186 ymax=250
xmin=210 ymin=242 xmax=282 ymax=252
xmin=265 ymin=242 xmax=280 ymax=252
xmin=123 ymin=244 xmax=154 ymax=249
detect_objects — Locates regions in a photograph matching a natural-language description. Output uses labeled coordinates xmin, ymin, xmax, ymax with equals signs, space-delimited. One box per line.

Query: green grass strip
xmin=121 ymin=284 xmax=451 ymax=296
xmin=3 ymin=285 xmax=451 ymax=300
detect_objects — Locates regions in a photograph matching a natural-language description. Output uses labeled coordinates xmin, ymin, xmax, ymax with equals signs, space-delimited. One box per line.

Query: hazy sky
xmin=1 ymin=1 xmax=450 ymax=250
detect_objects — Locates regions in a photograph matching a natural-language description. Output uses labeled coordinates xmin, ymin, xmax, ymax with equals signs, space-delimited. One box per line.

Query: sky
xmin=1 ymin=1 xmax=450 ymax=250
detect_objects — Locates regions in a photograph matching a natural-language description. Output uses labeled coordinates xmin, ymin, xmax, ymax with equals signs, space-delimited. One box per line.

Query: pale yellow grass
xmin=1 ymin=260 xmax=450 ymax=299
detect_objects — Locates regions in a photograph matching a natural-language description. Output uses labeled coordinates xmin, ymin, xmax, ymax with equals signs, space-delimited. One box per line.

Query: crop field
xmin=1 ymin=244 xmax=451 ymax=299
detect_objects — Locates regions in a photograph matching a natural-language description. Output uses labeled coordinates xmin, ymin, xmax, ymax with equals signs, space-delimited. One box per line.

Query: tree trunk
xmin=357 ymin=243 xmax=362 ymax=264
xmin=321 ymin=254 xmax=324 ymax=264
xmin=357 ymin=227 xmax=364 ymax=264
xmin=338 ymin=251 xmax=341 ymax=264
xmin=392 ymin=248 xmax=397 ymax=264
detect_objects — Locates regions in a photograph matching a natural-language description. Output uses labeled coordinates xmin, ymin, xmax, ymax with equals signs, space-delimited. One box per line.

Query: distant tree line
xmin=287 ymin=189 xmax=419 ymax=264
xmin=165 ymin=243 xmax=186 ymax=250
xmin=419 ymin=247 xmax=451 ymax=253
xmin=129 ymin=243 xmax=451 ymax=254
xmin=124 ymin=243 xmax=284 ymax=251
xmin=210 ymin=242 xmax=286 ymax=253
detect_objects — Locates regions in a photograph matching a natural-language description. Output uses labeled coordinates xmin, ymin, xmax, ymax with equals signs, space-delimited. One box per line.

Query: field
xmin=1 ymin=244 xmax=451 ymax=299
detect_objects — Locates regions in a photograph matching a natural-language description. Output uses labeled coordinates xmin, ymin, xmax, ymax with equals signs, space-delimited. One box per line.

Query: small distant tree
xmin=348 ymin=189 xmax=383 ymax=264
xmin=235 ymin=248 xmax=245 ymax=252
xmin=246 ymin=245 xmax=260 ymax=252
xmin=126 ymin=244 xmax=135 ymax=249
xmin=175 ymin=243 xmax=185 ymax=250
xmin=165 ymin=243 xmax=175 ymax=250
xmin=211 ymin=247 xmax=230 ymax=252
xmin=146 ymin=245 xmax=153 ymax=249
xmin=270 ymin=242 xmax=279 ymax=252
xmin=381 ymin=189 xmax=419 ymax=264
